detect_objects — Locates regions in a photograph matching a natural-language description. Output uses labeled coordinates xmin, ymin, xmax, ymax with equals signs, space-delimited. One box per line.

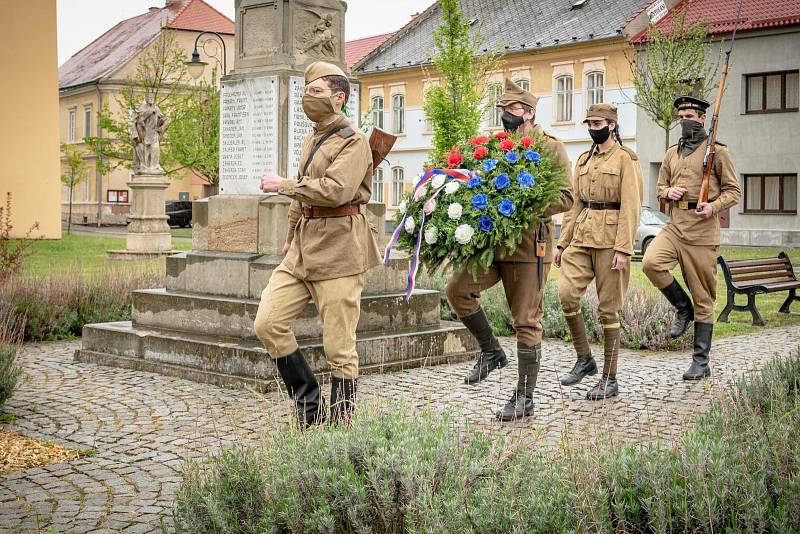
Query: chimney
xmin=165 ymin=0 xmax=182 ymax=6
xmin=410 ymin=12 xmax=421 ymax=21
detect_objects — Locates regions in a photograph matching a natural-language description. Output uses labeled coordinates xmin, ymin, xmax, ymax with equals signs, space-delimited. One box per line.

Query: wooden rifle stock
xmin=368 ymin=127 xmax=397 ymax=170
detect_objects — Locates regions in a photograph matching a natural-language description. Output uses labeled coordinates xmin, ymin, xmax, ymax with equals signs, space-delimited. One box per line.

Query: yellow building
xmin=353 ymin=0 xmax=645 ymax=225
xmin=1 ymin=1 xmax=61 ymax=238
xmin=58 ymin=0 xmax=234 ymax=226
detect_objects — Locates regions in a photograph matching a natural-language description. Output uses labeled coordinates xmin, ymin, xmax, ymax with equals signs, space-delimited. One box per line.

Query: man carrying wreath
xmin=445 ymin=78 xmax=574 ymax=421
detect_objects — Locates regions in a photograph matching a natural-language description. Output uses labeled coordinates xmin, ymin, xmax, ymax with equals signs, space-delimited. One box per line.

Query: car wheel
xmin=641 ymin=237 xmax=653 ymax=256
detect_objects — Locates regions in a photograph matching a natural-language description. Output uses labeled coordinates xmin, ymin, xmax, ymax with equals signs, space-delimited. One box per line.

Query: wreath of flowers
xmin=385 ymin=131 xmax=568 ymax=299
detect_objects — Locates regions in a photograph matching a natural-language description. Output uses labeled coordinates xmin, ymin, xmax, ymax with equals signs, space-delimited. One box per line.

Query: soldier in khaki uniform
xmin=445 ymin=78 xmax=574 ymax=421
xmin=256 ymin=61 xmax=381 ymax=426
xmin=555 ymin=103 xmax=643 ymax=399
xmin=642 ymin=96 xmax=741 ymax=380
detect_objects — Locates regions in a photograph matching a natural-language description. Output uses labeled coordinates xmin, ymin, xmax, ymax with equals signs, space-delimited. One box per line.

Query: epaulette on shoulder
xmin=620 ymin=146 xmax=639 ymax=160
xmin=335 ymin=126 xmax=355 ymax=138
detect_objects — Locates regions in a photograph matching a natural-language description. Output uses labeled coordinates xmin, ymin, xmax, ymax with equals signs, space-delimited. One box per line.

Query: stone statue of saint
xmin=132 ymin=97 xmax=168 ymax=174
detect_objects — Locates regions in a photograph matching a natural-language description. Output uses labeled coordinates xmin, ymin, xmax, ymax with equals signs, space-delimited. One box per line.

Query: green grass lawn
xmin=20 ymin=233 xmax=192 ymax=276
xmin=170 ymin=228 xmax=193 ymax=238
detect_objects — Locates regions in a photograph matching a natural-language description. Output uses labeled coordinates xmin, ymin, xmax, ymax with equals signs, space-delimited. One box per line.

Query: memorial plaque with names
xmin=286 ymin=76 xmax=362 ymax=181
xmin=219 ymin=76 xmax=278 ymax=194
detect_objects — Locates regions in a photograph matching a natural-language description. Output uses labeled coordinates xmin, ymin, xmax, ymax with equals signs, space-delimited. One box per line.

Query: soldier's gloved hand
xmin=696 ymin=202 xmax=713 ymax=219
xmin=611 ymin=251 xmax=629 ymax=270
xmin=667 ymin=186 xmax=687 ymax=201
xmin=554 ymin=248 xmax=564 ymax=267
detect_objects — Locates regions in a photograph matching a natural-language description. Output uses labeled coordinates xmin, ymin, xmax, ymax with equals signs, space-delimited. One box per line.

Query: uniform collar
xmin=313 ymin=114 xmax=347 ymax=134
xmin=595 ymin=141 xmax=620 ymax=159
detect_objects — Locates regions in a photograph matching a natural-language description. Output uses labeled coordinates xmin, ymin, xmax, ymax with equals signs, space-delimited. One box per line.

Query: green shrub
xmin=0 ymin=309 xmax=22 ymax=409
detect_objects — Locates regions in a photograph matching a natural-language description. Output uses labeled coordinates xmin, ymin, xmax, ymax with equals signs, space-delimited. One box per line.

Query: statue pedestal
xmin=107 ymin=173 xmax=176 ymax=260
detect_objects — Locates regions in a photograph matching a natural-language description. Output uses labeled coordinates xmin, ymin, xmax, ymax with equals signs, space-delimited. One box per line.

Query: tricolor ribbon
xmin=383 ymin=168 xmax=474 ymax=303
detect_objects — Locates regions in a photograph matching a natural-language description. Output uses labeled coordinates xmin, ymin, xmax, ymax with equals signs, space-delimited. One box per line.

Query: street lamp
xmin=186 ymin=31 xmax=227 ymax=80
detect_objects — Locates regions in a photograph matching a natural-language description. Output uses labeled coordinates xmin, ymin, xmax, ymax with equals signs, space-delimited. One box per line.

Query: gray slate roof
xmin=355 ymin=0 xmax=648 ymax=73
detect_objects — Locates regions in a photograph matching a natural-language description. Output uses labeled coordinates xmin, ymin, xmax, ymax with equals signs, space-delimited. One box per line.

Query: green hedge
xmin=169 ymin=349 xmax=800 ymax=533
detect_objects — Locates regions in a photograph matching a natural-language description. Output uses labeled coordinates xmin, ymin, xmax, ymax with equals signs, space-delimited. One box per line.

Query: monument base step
xmin=75 ymin=321 xmax=479 ymax=392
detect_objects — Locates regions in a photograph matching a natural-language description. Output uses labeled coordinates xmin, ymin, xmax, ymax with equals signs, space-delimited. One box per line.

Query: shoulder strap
xmin=301 ymin=124 xmax=348 ymax=177
xmin=620 ymin=146 xmax=639 ymax=160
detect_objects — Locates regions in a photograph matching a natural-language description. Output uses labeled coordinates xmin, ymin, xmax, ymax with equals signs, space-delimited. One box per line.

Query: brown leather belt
xmin=587 ymin=202 xmax=620 ymax=210
xmin=302 ymin=205 xmax=360 ymax=218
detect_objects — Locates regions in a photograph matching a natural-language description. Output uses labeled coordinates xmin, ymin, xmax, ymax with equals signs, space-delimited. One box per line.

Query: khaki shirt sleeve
xmin=557 ymin=158 xmax=585 ymax=249
xmin=614 ymin=154 xmax=644 ymax=256
xmin=278 ymin=136 xmax=370 ymax=207
xmin=710 ymin=147 xmax=741 ymax=215
xmin=656 ymin=151 xmax=672 ymax=200
xmin=285 ymin=199 xmax=302 ymax=245
xmin=543 ymin=140 xmax=574 ymax=217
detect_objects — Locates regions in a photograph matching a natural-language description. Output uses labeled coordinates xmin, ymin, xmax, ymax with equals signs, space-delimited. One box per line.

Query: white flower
xmin=444 ymin=181 xmax=460 ymax=195
xmin=404 ymin=216 xmax=416 ymax=234
xmin=398 ymin=200 xmax=407 ymax=214
xmin=454 ymin=224 xmax=475 ymax=245
xmin=423 ymin=198 xmax=437 ymax=215
xmin=431 ymin=174 xmax=446 ymax=189
xmin=424 ymin=225 xmax=438 ymax=245
xmin=413 ymin=185 xmax=429 ymax=201
xmin=447 ymin=202 xmax=463 ymax=220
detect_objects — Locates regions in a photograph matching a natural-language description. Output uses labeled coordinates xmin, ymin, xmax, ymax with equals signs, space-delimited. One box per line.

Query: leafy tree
xmin=60 ymin=142 xmax=89 ymax=234
xmin=423 ymin=0 xmax=500 ymax=164
xmin=626 ymin=9 xmax=721 ymax=151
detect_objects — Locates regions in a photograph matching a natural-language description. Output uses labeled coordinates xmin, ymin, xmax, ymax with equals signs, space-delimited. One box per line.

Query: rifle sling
xmin=301 ymin=124 xmax=347 ymax=177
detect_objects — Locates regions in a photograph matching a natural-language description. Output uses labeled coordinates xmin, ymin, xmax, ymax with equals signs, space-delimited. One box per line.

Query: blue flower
xmin=478 ymin=215 xmax=494 ymax=232
xmin=471 ymin=193 xmax=488 ymax=210
xmin=481 ymin=159 xmax=498 ymax=173
xmin=516 ymin=171 xmax=536 ymax=188
xmin=504 ymin=151 xmax=520 ymax=164
xmin=524 ymin=150 xmax=541 ymax=162
xmin=498 ymin=198 xmax=516 ymax=217
xmin=467 ymin=175 xmax=483 ymax=189
xmin=493 ymin=173 xmax=510 ymax=190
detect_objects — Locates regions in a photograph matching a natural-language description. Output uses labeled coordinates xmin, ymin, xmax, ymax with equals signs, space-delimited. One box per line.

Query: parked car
xmin=166 ymin=201 xmax=192 ymax=228
xmin=636 ymin=205 xmax=668 ymax=255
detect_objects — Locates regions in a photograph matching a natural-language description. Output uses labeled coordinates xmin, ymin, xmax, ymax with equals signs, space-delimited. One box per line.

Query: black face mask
xmin=588 ymin=126 xmax=610 ymax=144
xmin=678 ymin=119 xmax=707 ymax=157
xmin=501 ymin=111 xmax=525 ymax=132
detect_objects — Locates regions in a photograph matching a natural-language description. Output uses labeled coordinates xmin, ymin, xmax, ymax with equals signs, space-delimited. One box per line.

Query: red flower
xmin=499 ymin=139 xmax=517 ymax=152
xmin=494 ymin=132 xmax=510 ymax=139
xmin=520 ymin=136 xmax=534 ymax=148
xmin=447 ymin=152 xmax=463 ymax=167
xmin=472 ymin=146 xmax=489 ymax=159
xmin=468 ymin=136 xmax=490 ymax=146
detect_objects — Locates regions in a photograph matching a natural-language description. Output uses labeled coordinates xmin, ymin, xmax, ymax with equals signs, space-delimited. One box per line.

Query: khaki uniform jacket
xmin=496 ymin=124 xmax=574 ymax=263
xmin=657 ymin=143 xmax=740 ymax=246
xmin=558 ymin=143 xmax=643 ymax=256
xmin=278 ymin=115 xmax=382 ymax=281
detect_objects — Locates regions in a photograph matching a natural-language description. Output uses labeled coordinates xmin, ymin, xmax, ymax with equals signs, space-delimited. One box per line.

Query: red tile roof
xmin=345 ymin=32 xmax=396 ymax=70
xmin=631 ymin=0 xmax=800 ymax=43
xmin=168 ymin=0 xmax=234 ymax=34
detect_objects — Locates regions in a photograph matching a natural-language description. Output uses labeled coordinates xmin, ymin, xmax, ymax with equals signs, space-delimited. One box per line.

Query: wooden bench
xmin=717 ymin=252 xmax=800 ymax=326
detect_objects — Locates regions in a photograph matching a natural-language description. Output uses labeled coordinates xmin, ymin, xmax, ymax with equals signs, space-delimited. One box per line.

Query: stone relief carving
xmin=295 ymin=8 xmax=337 ymax=59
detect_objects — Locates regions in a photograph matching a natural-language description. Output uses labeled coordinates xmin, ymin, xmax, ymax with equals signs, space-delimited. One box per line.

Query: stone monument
xmin=77 ymin=0 xmax=478 ymax=391
xmin=107 ymin=98 xmax=174 ymax=259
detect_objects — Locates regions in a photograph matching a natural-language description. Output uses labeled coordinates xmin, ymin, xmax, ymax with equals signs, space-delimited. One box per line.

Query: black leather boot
xmin=560 ymin=354 xmax=597 ymax=386
xmin=497 ymin=343 xmax=540 ymax=421
xmin=275 ymin=348 xmax=325 ymax=428
xmin=683 ymin=322 xmax=712 ymax=380
xmin=659 ymin=279 xmax=694 ymax=338
xmin=461 ymin=308 xmax=508 ymax=384
xmin=586 ymin=374 xmax=618 ymax=400
xmin=330 ymin=376 xmax=356 ymax=425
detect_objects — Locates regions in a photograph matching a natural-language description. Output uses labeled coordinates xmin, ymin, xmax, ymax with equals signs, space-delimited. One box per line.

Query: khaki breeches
xmin=642 ymin=230 xmax=718 ymax=323
xmin=557 ymin=246 xmax=629 ymax=327
xmin=445 ymin=261 xmax=551 ymax=346
xmin=253 ymin=264 xmax=365 ymax=379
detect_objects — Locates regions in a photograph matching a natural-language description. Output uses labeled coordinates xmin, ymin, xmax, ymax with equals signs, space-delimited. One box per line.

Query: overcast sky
xmin=56 ymin=0 xmax=435 ymax=66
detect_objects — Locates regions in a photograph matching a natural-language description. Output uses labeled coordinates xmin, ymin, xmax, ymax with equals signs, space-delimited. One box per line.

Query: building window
xmin=82 ymin=171 xmax=90 ymax=201
xmin=392 ymin=94 xmax=405 ymax=134
xmin=391 ymin=167 xmax=404 ymax=206
xmin=371 ymin=96 xmax=384 ymax=129
xmin=586 ymin=71 xmax=604 ymax=107
xmin=744 ymin=174 xmax=797 ymax=214
xmin=68 ymin=108 xmax=77 ymax=142
xmin=83 ymin=105 xmax=93 ymax=138
xmin=372 ymin=167 xmax=384 ymax=203
xmin=555 ymin=75 xmax=573 ymax=122
xmin=487 ymin=83 xmax=502 ymax=127
xmin=745 ymin=71 xmax=799 ymax=113
xmin=515 ymin=79 xmax=530 ymax=91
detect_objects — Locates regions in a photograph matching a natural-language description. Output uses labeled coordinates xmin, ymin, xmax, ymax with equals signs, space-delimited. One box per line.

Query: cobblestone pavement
xmin=2 ymin=325 xmax=799 ymax=533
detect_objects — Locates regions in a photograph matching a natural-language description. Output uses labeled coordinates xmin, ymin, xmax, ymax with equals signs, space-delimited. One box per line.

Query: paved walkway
xmin=1 ymin=326 xmax=798 ymax=533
